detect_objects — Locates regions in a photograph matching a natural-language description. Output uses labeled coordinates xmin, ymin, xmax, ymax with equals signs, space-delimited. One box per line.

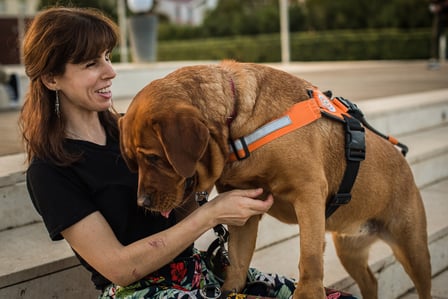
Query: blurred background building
xmin=158 ymin=0 xmax=218 ymax=25
xmin=0 ymin=0 xmax=38 ymax=64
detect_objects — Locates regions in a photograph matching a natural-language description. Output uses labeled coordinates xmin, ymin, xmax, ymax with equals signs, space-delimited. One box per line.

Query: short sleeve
xmin=26 ymin=161 xmax=97 ymax=240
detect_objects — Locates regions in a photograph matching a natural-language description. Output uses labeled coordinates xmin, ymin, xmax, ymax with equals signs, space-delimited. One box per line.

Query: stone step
xmin=0 ymin=153 xmax=38 ymax=232
xmin=357 ymin=88 xmax=448 ymax=137
xmin=0 ymin=222 xmax=98 ymax=297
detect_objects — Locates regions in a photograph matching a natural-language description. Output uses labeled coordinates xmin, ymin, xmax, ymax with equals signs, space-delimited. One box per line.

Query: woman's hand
xmin=203 ymin=188 xmax=274 ymax=227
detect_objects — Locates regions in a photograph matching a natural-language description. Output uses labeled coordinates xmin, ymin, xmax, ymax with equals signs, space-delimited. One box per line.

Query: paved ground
xmin=1 ymin=60 xmax=447 ymax=297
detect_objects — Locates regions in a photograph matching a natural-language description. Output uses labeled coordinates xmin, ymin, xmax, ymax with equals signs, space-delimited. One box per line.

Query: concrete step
xmin=357 ymin=88 xmax=448 ymax=137
xmin=0 ymin=221 xmax=98 ymax=298
xmin=0 ymin=222 xmax=90 ymax=288
xmin=0 ymin=153 xmax=37 ymax=232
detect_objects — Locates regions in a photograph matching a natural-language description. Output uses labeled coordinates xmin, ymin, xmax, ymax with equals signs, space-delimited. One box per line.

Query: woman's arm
xmin=62 ymin=188 xmax=273 ymax=286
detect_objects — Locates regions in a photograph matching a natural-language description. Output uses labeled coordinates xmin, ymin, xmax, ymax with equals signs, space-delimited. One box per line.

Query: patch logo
xmin=317 ymin=92 xmax=336 ymax=112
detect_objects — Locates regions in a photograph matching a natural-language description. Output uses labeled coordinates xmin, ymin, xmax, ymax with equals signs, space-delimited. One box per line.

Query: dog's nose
xmin=138 ymin=195 xmax=152 ymax=209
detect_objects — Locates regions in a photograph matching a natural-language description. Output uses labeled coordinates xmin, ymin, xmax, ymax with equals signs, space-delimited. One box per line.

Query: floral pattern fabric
xmin=99 ymin=249 xmax=356 ymax=299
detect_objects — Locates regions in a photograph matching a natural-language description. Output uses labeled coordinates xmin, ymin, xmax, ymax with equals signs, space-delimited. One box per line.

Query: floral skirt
xmin=99 ymin=249 xmax=356 ymax=299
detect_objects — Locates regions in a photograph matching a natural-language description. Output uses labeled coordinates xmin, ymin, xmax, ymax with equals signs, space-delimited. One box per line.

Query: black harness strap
xmin=324 ymin=114 xmax=366 ymax=218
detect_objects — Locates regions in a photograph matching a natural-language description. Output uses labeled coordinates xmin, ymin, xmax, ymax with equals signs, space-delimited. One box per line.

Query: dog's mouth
xmin=160 ymin=210 xmax=172 ymax=218
xmin=139 ymin=175 xmax=198 ymax=219
xmin=158 ymin=175 xmax=197 ymax=219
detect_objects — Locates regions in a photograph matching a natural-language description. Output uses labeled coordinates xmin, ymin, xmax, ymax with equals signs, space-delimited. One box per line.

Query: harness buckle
xmin=344 ymin=116 xmax=366 ymax=162
xmin=336 ymin=96 xmax=365 ymax=121
xmin=229 ymin=137 xmax=251 ymax=160
xmin=195 ymin=191 xmax=209 ymax=206
xmin=331 ymin=193 xmax=352 ymax=205
xmin=213 ymin=224 xmax=230 ymax=266
xmin=213 ymin=224 xmax=229 ymax=241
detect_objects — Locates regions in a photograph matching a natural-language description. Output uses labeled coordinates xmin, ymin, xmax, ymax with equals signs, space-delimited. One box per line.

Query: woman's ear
xmin=41 ymin=73 xmax=58 ymax=90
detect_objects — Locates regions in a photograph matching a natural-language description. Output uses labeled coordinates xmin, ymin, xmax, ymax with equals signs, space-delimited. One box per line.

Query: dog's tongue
xmin=160 ymin=210 xmax=172 ymax=219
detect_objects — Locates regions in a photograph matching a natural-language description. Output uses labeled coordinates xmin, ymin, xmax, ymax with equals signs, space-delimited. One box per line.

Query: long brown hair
xmin=19 ymin=7 xmax=121 ymax=166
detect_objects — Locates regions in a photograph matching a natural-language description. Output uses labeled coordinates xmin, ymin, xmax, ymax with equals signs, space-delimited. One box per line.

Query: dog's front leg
xmin=293 ymin=198 xmax=326 ymax=299
xmin=221 ymin=215 xmax=260 ymax=294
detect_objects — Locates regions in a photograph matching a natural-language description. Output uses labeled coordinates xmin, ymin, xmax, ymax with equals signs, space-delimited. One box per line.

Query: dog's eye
xmin=144 ymin=154 xmax=160 ymax=164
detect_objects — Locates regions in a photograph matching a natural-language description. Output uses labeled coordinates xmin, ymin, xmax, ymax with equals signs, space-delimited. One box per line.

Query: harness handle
xmin=335 ymin=96 xmax=409 ymax=156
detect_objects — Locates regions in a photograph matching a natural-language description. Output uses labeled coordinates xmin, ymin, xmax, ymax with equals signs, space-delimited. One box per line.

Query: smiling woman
xmin=20 ymin=6 xmax=120 ymax=166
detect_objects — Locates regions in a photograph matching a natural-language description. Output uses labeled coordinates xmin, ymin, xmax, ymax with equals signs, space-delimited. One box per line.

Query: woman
xmin=19 ymin=6 xmax=356 ymax=299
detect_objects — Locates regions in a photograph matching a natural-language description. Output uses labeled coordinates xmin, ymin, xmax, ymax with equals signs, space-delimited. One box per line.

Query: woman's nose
xmin=102 ymin=62 xmax=116 ymax=80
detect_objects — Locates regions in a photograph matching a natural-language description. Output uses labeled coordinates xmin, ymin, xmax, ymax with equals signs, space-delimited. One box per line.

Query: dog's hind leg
xmin=332 ymin=232 xmax=379 ymax=299
xmin=380 ymin=203 xmax=432 ymax=299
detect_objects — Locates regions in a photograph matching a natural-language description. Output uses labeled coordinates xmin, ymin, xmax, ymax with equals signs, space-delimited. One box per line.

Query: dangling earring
xmin=55 ymin=90 xmax=60 ymax=118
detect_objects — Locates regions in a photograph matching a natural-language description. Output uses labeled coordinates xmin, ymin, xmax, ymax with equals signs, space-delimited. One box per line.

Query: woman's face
xmin=56 ymin=50 xmax=116 ymax=114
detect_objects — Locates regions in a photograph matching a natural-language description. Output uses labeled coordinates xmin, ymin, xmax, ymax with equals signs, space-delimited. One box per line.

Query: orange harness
xmin=227 ymin=88 xmax=408 ymax=218
xmin=229 ymin=89 xmax=352 ymax=161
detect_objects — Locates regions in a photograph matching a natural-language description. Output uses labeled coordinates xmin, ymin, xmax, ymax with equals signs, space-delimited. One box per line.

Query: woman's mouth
xmin=97 ymin=87 xmax=112 ymax=98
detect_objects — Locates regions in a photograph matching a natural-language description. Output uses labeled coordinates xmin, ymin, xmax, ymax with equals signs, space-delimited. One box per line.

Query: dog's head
xmin=119 ymin=83 xmax=224 ymax=217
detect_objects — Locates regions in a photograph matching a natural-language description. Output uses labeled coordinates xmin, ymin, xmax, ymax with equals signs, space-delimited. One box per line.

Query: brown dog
xmin=119 ymin=60 xmax=431 ymax=299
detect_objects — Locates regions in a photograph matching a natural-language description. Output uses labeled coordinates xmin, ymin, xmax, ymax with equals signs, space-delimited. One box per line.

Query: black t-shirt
xmin=26 ymin=136 xmax=193 ymax=289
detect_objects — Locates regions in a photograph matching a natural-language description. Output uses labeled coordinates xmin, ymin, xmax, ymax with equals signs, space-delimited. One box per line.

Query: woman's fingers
xmin=207 ymin=188 xmax=274 ymax=226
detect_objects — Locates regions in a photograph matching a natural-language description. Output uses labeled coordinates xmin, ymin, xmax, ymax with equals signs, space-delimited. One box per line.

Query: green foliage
xmin=158 ymin=0 xmax=306 ymax=40
xmin=38 ymin=0 xmax=117 ymax=21
xmin=37 ymin=0 xmax=433 ymax=62
xmin=157 ymin=29 xmax=431 ymax=62
xmin=158 ymin=0 xmax=431 ymax=41
xmin=304 ymin=0 xmax=431 ymax=30
xmin=158 ymin=23 xmax=206 ymax=40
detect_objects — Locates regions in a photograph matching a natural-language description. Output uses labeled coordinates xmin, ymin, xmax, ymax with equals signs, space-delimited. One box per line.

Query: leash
xmin=195 ymin=191 xmax=230 ymax=282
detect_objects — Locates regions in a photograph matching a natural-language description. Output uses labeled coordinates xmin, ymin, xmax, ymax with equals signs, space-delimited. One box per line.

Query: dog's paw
xmin=294 ymin=284 xmax=326 ymax=299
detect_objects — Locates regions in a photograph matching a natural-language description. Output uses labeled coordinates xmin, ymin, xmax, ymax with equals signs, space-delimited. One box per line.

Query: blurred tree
xmin=304 ymin=0 xmax=432 ymax=30
xmin=38 ymin=0 xmax=118 ymax=21
xmin=202 ymin=0 xmax=305 ymax=36
xmin=37 ymin=0 xmax=433 ymax=40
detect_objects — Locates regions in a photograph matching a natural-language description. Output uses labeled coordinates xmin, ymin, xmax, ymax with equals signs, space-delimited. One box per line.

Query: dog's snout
xmin=138 ymin=194 xmax=152 ymax=209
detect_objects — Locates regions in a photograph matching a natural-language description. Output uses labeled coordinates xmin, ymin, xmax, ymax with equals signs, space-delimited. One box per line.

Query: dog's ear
xmin=154 ymin=114 xmax=210 ymax=178
xmin=118 ymin=116 xmax=138 ymax=172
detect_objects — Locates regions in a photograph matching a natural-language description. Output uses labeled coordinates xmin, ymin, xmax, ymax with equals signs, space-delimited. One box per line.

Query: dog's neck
xmin=226 ymin=77 xmax=238 ymax=127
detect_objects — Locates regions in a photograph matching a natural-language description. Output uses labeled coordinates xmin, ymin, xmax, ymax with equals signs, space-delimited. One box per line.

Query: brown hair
xmin=19 ymin=7 xmax=120 ymax=166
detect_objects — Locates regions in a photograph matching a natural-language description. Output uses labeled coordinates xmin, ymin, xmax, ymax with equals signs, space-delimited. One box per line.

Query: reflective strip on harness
xmin=228 ymin=98 xmax=322 ymax=161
